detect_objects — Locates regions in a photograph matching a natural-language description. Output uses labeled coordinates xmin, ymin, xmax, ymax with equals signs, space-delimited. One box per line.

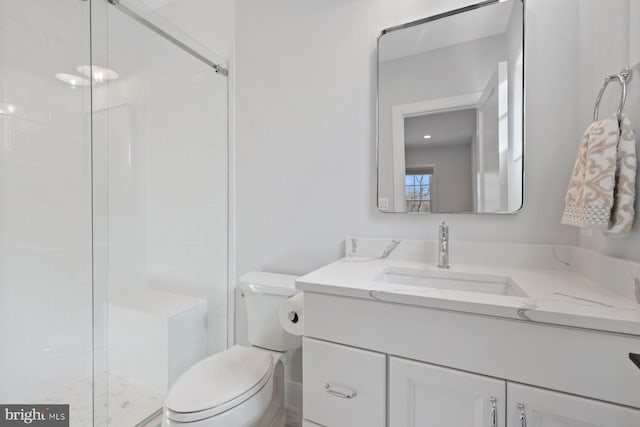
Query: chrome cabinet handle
xmin=324 ymin=383 xmax=357 ymax=399
xmin=490 ymin=397 xmax=498 ymax=427
xmin=517 ymin=403 xmax=527 ymax=427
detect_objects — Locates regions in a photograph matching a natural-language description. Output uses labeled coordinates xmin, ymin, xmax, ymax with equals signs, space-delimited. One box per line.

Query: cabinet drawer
xmin=302 ymin=337 xmax=385 ymax=427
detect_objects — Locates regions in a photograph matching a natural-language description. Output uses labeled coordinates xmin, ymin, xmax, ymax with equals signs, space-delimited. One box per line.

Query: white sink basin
xmin=376 ymin=267 xmax=527 ymax=297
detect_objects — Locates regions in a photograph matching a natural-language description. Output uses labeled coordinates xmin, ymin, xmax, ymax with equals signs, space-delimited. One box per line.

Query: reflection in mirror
xmin=377 ymin=0 xmax=524 ymax=214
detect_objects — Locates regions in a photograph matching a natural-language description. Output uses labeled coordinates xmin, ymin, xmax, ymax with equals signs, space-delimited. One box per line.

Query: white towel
xmin=562 ymin=114 xmax=637 ymax=233
xmin=608 ymin=115 xmax=637 ymax=234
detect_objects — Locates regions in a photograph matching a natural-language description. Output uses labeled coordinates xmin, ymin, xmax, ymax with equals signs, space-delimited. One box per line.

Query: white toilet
xmin=163 ymin=272 xmax=302 ymax=427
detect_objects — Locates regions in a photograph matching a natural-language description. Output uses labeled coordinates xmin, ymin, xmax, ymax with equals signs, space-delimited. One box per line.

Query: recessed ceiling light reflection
xmin=55 ymin=73 xmax=91 ymax=87
xmin=423 ymin=134 xmax=432 ymax=139
xmin=77 ymin=65 xmax=119 ymax=82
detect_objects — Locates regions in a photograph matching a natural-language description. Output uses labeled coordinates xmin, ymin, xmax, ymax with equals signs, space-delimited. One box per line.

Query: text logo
xmin=0 ymin=405 xmax=69 ymax=427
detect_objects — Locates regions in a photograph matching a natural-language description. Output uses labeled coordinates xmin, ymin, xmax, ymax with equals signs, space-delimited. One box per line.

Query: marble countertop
xmin=296 ymin=257 xmax=640 ymax=336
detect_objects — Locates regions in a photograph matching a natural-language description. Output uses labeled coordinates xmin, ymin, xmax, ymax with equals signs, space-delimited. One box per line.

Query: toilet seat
xmin=165 ymin=346 xmax=274 ymax=423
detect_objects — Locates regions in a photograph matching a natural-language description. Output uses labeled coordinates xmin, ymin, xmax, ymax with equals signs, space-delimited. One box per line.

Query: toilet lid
xmin=165 ymin=346 xmax=273 ymax=417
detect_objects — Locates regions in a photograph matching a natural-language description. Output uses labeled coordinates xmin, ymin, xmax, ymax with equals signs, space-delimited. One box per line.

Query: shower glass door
xmin=0 ymin=0 xmax=94 ymax=423
xmin=0 ymin=1 xmax=228 ymax=425
xmin=91 ymin=1 xmax=229 ymax=425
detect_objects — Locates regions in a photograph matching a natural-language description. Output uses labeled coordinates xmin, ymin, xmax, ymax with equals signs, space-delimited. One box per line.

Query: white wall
xmin=235 ymin=0 xmax=579 ymax=280
xmin=575 ymin=0 xmax=640 ymax=262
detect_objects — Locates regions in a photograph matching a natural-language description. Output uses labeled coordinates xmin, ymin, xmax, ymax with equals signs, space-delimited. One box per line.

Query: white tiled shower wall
xmin=0 ymin=0 xmax=93 ymax=401
xmin=93 ymin=0 xmax=230 ymax=357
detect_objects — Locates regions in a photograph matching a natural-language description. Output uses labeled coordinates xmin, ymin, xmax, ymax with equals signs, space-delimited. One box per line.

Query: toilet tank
xmin=239 ymin=272 xmax=302 ymax=352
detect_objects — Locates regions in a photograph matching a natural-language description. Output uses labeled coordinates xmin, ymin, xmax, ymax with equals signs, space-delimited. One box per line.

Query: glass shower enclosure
xmin=0 ymin=1 xmax=229 ymax=425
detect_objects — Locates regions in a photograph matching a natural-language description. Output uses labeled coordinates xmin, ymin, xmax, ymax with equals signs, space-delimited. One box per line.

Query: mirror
xmin=377 ymin=0 xmax=524 ymax=214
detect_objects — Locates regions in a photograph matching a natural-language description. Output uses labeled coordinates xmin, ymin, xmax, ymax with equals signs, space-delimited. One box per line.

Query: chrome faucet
xmin=438 ymin=222 xmax=450 ymax=269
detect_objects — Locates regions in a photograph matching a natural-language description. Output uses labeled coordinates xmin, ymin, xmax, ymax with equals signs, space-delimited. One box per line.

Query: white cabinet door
xmin=390 ymin=357 xmax=506 ymax=427
xmin=303 ymin=337 xmax=386 ymax=427
xmin=507 ymin=383 xmax=640 ymax=427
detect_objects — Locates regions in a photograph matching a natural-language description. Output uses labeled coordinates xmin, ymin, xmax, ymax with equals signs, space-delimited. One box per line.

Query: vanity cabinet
xmin=300 ymin=292 xmax=640 ymax=427
xmin=389 ymin=357 xmax=506 ymax=427
xmin=507 ymin=383 xmax=640 ymax=427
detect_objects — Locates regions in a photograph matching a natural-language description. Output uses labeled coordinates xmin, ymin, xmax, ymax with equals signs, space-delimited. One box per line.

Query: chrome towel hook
xmin=593 ymin=67 xmax=632 ymax=121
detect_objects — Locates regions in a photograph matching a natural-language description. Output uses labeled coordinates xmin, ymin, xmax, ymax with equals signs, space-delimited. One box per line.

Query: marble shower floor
xmin=45 ymin=374 xmax=164 ymax=427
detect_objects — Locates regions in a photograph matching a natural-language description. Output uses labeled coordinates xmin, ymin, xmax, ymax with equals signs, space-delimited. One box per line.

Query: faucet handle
xmin=437 ymin=222 xmax=450 ymax=269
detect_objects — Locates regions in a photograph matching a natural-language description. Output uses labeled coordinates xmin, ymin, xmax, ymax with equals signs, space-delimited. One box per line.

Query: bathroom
xmin=1 ymin=0 xmax=639 ymax=426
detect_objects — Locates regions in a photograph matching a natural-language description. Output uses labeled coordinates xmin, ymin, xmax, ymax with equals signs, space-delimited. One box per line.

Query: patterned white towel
xmin=562 ymin=114 xmax=637 ymax=233
xmin=608 ymin=115 xmax=637 ymax=234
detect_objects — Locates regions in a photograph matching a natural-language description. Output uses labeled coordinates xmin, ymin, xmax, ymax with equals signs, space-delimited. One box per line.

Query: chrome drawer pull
xmin=324 ymin=383 xmax=357 ymax=399
xmin=490 ymin=397 xmax=497 ymax=427
xmin=517 ymin=403 xmax=527 ymax=427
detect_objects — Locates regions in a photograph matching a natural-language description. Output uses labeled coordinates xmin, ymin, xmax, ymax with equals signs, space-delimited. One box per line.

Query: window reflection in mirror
xmin=405 ymin=170 xmax=433 ymax=213
xmin=377 ymin=0 xmax=524 ymax=214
